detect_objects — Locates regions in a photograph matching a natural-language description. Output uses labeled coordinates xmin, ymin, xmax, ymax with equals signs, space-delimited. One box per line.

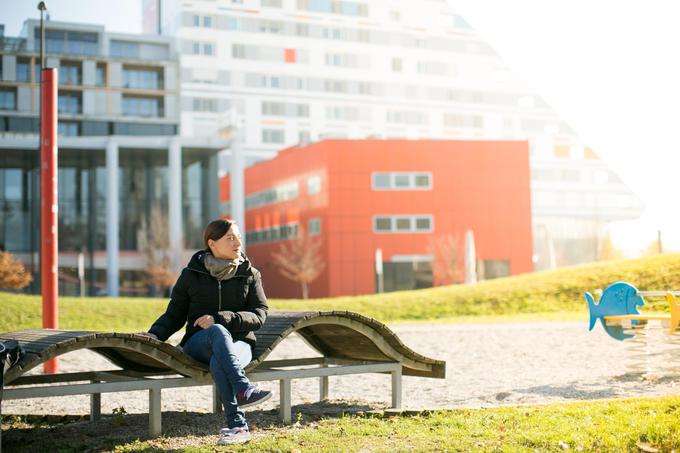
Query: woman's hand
xmin=194 ymin=315 xmax=215 ymax=329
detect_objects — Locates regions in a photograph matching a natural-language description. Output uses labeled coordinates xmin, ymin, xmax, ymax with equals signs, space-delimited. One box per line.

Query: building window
xmin=373 ymin=215 xmax=434 ymax=233
xmin=244 ymin=181 xmax=299 ymax=210
xmin=16 ymin=58 xmax=31 ymax=82
xmin=58 ymin=121 xmax=79 ymax=136
xmin=35 ymin=29 xmax=98 ymax=56
xmin=57 ymin=91 xmax=82 ymax=114
xmin=374 ymin=217 xmax=391 ymax=232
xmin=123 ymin=66 xmax=163 ymax=89
xmin=479 ymin=260 xmax=510 ymax=279
xmin=325 ymin=105 xmax=364 ymax=121
xmin=262 ymin=101 xmax=309 ymax=117
xmin=415 ymin=217 xmax=431 ymax=230
xmin=110 ymin=40 xmax=140 ymax=58
xmin=192 ymin=42 xmax=216 ymax=56
xmin=394 ymin=174 xmax=409 ymax=188
xmin=386 ymin=110 xmax=427 ymax=125
xmin=371 ymin=172 xmax=432 ymax=190
xmin=121 ymin=95 xmax=163 ymax=117
xmin=324 ymin=52 xmax=361 ymax=68
xmin=391 ymin=58 xmax=402 ymax=72
xmin=309 ymin=218 xmax=321 ymax=236
xmin=372 ymin=173 xmax=390 ymax=189
xmin=59 ymin=61 xmax=82 ymax=85
xmin=95 ymin=63 xmax=106 ymax=87
xmin=192 ymin=15 xmax=213 ymax=27
xmin=296 ymin=0 xmax=368 ymax=17
xmin=298 ymin=130 xmax=311 ymax=143
xmin=232 ymin=43 xmax=308 ymax=63
xmin=443 ymin=113 xmax=483 ymax=128
xmin=395 ymin=217 xmax=411 ymax=231
xmin=192 ymin=97 xmax=218 ymax=112
xmin=0 ymin=88 xmax=17 ymax=110
xmin=262 ymin=128 xmax=285 ymax=144
xmin=307 ymin=175 xmax=321 ymax=195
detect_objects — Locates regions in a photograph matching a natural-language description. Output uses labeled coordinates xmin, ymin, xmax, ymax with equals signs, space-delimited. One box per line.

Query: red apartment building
xmin=220 ymin=140 xmax=533 ymax=298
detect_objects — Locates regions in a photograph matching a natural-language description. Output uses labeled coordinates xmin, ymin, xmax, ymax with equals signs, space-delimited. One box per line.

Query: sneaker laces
xmin=220 ymin=427 xmax=247 ymax=436
xmin=240 ymin=385 xmax=258 ymax=399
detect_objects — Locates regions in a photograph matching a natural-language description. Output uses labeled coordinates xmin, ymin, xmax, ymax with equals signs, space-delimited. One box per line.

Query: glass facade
xmin=382 ymin=261 xmax=433 ymax=292
xmin=59 ymin=61 xmax=82 ymax=85
xmin=119 ymin=148 xmax=169 ymax=251
xmin=34 ymin=29 xmax=99 ymax=56
xmin=122 ymin=95 xmax=163 ymax=117
xmin=0 ymin=88 xmax=16 ymax=110
xmin=58 ymin=91 xmax=82 ymax=114
xmin=182 ymin=149 xmax=215 ymax=249
xmin=16 ymin=58 xmax=31 ymax=82
xmin=0 ymin=146 xmax=215 ymax=295
xmin=0 ymin=149 xmax=37 ymax=253
xmin=123 ymin=67 xmax=163 ymax=90
xmin=57 ymin=150 xmax=107 ymax=253
xmin=95 ymin=63 xmax=106 ymax=87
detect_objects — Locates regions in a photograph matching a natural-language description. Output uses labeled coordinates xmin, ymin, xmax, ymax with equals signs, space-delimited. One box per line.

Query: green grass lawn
xmin=105 ymin=396 xmax=680 ymax=452
xmin=2 ymin=253 xmax=680 ymax=332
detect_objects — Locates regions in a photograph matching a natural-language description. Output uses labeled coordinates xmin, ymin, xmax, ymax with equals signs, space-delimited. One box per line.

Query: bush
xmin=0 ymin=251 xmax=32 ymax=290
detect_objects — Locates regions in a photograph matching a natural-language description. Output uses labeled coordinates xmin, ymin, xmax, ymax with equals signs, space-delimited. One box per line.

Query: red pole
xmin=41 ymin=67 xmax=58 ymax=374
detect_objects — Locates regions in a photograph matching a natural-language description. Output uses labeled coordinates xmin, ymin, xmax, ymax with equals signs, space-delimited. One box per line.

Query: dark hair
xmin=203 ymin=218 xmax=235 ymax=250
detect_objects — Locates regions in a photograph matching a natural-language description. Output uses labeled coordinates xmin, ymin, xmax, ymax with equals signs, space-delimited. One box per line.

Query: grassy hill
xmin=2 ymin=253 xmax=679 ymax=332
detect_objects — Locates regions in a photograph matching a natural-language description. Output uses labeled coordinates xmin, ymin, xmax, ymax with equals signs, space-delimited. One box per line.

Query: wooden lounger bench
xmin=0 ymin=310 xmax=445 ymax=436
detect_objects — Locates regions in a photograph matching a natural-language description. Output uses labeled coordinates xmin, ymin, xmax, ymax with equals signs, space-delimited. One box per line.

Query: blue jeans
xmin=183 ymin=324 xmax=253 ymax=429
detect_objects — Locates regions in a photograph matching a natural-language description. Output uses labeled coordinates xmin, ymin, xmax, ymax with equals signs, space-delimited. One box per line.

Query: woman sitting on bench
xmin=144 ymin=218 xmax=270 ymax=445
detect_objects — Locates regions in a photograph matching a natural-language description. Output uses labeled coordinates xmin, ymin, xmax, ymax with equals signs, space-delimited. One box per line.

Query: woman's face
xmin=208 ymin=224 xmax=242 ymax=260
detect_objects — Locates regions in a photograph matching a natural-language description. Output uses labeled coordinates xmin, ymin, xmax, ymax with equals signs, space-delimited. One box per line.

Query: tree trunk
xmin=301 ymin=282 xmax=309 ymax=299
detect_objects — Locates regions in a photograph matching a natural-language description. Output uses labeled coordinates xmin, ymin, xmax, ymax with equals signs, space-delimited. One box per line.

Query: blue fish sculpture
xmin=585 ymin=281 xmax=645 ymax=341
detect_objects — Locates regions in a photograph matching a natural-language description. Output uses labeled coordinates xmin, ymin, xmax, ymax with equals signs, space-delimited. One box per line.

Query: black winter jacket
xmin=148 ymin=250 xmax=268 ymax=348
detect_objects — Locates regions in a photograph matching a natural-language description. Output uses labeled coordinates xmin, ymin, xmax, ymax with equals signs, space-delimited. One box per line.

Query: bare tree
xmin=427 ymin=234 xmax=462 ymax=286
xmin=272 ymin=230 xmax=325 ymax=299
xmin=141 ymin=205 xmax=176 ymax=295
xmin=0 ymin=250 xmax=32 ymax=290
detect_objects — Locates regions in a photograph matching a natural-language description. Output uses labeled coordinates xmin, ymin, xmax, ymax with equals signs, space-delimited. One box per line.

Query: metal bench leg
xmin=391 ymin=365 xmax=402 ymax=409
xmin=279 ymin=379 xmax=291 ymax=424
xmin=90 ymin=380 xmax=101 ymax=422
xmin=212 ymin=384 xmax=222 ymax=413
xmin=149 ymin=387 xmax=161 ymax=437
xmin=319 ymin=375 xmax=329 ymax=401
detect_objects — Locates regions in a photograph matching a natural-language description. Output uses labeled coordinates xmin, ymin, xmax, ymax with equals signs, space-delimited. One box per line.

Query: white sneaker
xmin=217 ymin=427 xmax=252 ymax=445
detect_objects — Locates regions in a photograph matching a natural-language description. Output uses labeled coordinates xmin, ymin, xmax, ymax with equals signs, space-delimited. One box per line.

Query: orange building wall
xmin=220 ymin=140 xmax=533 ymax=298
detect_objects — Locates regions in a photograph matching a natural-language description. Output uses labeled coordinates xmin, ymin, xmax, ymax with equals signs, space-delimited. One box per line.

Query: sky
xmin=2 ymin=0 xmax=679 ymax=255
xmin=450 ymin=0 xmax=680 ymax=255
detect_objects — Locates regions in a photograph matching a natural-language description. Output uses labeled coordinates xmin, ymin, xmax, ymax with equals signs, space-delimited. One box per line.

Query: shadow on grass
xmin=2 ymin=400 xmax=385 ymax=452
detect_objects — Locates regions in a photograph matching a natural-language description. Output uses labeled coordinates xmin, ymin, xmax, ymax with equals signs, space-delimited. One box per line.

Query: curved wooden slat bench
xmin=1 ymin=310 xmax=445 ymax=436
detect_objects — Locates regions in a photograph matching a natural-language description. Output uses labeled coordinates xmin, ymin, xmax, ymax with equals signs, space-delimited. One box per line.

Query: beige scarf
xmin=203 ymin=252 xmax=240 ymax=281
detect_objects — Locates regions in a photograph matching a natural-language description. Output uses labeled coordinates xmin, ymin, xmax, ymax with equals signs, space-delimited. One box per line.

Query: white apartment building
xmin=146 ymin=0 xmax=643 ymax=269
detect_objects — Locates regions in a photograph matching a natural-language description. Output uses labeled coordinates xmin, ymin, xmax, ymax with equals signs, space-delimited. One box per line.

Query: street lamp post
xmin=38 ymin=2 xmax=46 ymax=71
xmin=37 ymin=1 xmax=59 ymax=374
